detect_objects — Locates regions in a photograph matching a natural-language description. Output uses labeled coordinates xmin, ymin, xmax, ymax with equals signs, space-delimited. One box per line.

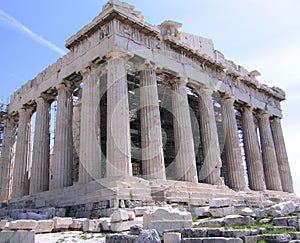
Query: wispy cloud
xmin=0 ymin=9 xmax=66 ymax=55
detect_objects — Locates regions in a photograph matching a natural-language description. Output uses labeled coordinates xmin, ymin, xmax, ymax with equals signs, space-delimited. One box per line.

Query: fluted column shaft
xmin=12 ymin=109 xmax=31 ymax=199
xmin=172 ymin=78 xmax=198 ymax=182
xmin=258 ymin=112 xmax=282 ymax=191
xmin=242 ymin=106 xmax=266 ymax=191
xmin=270 ymin=117 xmax=293 ymax=192
xmin=106 ymin=55 xmax=132 ymax=177
xmin=221 ymin=97 xmax=246 ymax=191
xmin=52 ymin=83 xmax=73 ymax=190
xmin=30 ymin=97 xmax=51 ymax=194
xmin=140 ymin=67 xmax=166 ymax=180
xmin=0 ymin=119 xmax=16 ymax=201
xmin=79 ymin=68 xmax=102 ymax=183
xmin=198 ymin=88 xmax=221 ymax=185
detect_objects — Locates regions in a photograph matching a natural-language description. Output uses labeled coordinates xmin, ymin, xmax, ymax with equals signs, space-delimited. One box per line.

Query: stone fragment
xmin=209 ymin=198 xmax=231 ymax=208
xmin=181 ymin=237 xmax=243 ymax=242
xmin=0 ymin=231 xmax=35 ymax=243
xmin=164 ymin=232 xmax=181 ymax=243
xmin=260 ymin=218 xmax=272 ymax=224
xmin=268 ymin=201 xmax=296 ymax=217
xmin=18 ymin=213 xmax=27 ymax=219
xmin=105 ymin=234 xmax=137 ymax=243
xmin=129 ymin=224 xmax=143 ymax=235
xmin=35 ymin=220 xmax=54 ymax=233
xmin=143 ymin=207 xmax=192 ymax=235
xmin=9 ymin=220 xmax=38 ymax=230
xmin=222 ymin=229 xmax=253 ymax=238
xmin=262 ymin=233 xmax=291 ymax=242
xmin=110 ymin=209 xmax=129 ymax=223
xmin=241 ymin=236 xmax=260 ymax=243
xmin=135 ymin=229 xmax=160 ymax=243
xmin=223 ymin=215 xmax=255 ymax=226
xmin=83 ymin=219 xmax=101 ymax=233
xmin=135 ymin=207 xmax=151 ymax=217
xmin=207 ymin=228 xmax=224 ymax=237
xmin=53 ymin=217 xmax=73 ymax=230
xmin=240 ymin=208 xmax=254 ymax=217
xmin=210 ymin=206 xmax=234 ymax=217
xmin=128 ymin=211 xmax=136 ymax=220
xmin=290 ymin=232 xmax=300 ymax=239
xmin=70 ymin=218 xmax=88 ymax=230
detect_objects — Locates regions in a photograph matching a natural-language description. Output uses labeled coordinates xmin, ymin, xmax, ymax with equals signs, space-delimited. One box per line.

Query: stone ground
xmin=35 ymin=231 xmax=105 ymax=243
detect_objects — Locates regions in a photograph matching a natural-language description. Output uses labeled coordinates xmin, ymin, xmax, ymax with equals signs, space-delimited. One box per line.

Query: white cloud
xmin=0 ymin=8 xmax=66 ymax=56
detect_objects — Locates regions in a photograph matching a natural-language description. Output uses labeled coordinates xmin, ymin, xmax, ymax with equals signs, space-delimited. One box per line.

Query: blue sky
xmin=0 ymin=0 xmax=299 ymax=194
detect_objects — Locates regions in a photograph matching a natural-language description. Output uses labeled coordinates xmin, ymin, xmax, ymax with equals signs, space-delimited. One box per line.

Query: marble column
xmin=258 ymin=111 xmax=282 ymax=191
xmin=106 ymin=54 xmax=132 ymax=177
xmin=270 ymin=117 xmax=293 ymax=192
xmin=140 ymin=66 xmax=166 ymax=180
xmin=79 ymin=67 xmax=102 ymax=183
xmin=172 ymin=78 xmax=198 ymax=182
xmin=29 ymin=96 xmax=51 ymax=195
xmin=52 ymin=83 xmax=73 ymax=190
xmin=242 ymin=106 xmax=266 ymax=191
xmin=11 ymin=108 xmax=31 ymax=199
xmin=0 ymin=119 xmax=16 ymax=201
xmin=198 ymin=88 xmax=221 ymax=184
xmin=221 ymin=96 xmax=246 ymax=191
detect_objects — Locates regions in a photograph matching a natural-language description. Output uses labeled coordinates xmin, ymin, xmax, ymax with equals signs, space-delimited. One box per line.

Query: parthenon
xmin=0 ymin=0 xmax=296 ymax=217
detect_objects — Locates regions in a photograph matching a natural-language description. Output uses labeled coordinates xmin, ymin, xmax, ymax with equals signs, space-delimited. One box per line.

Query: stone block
xmin=0 ymin=231 xmax=35 ymax=243
xmin=194 ymin=206 xmax=211 ymax=218
xmin=290 ymin=232 xmax=300 ymax=240
xmin=255 ymin=208 xmax=266 ymax=218
xmin=70 ymin=218 xmax=88 ymax=230
xmin=223 ymin=215 xmax=255 ymax=226
xmin=181 ymin=228 xmax=207 ymax=238
xmin=241 ymin=236 xmax=260 ymax=243
xmin=135 ymin=229 xmax=160 ymax=243
xmin=222 ymin=229 xmax=252 ymax=238
xmin=106 ymin=234 xmax=137 ymax=243
xmin=0 ymin=220 xmax=7 ymax=230
xmin=128 ymin=211 xmax=136 ymax=220
xmin=26 ymin=212 xmax=46 ymax=220
xmin=164 ymin=232 xmax=181 ymax=243
xmin=209 ymin=198 xmax=231 ymax=208
xmin=53 ymin=217 xmax=73 ymax=230
xmin=288 ymin=217 xmax=300 ymax=230
xmin=202 ymin=238 xmax=243 ymax=243
xmin=262 ymin=233 xmax=291 ymax=242
xmin=240 ymin=208 xmax=254 ymax=217
xmin=207 ymin=228 xmax=224 ymax=237
xmin=9 ymin=220 xmax=38 ymax=230
xmin=110 ymin=209 xmax=129 ymax=223
xmin=35 ymin=220 xmax=54 ymax=233
xmin=273 ymin=217 xmax=289 ymax=226
xmin=83 ymin=219 xmax=101 ymax=232
xmin=143 ymin=207 xmax=192 ymax=235
xmin=111 ymin=220 xmax=139 ymax=232
xmin=210 ymin=206 xmax=234 ymax=217
xmin=268 ymin=201 xmax=296 ymax=217
xmin=197 ymin=218 xmax=225 ymax=227
xmin=100 ymin=217 xmax=111 ymax=231
xmin=134 ymin=206 xmax=151 ymax=216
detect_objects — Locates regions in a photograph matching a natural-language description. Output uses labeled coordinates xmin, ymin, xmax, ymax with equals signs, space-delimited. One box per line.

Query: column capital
xmin=221 ymin=95 xmax=235 ymax=104
xmin=257 ymin=109 xmax=269 ymax=118
xmin=136 ymin=61 xmax=157 ymax=72
xmin=241 ymin=104 xmax=254 ymax=113
xmin=198 ymin=87 xmax=213 ymax=96
xmin=106 ymin=48 xmax=133 ymax=61
xmin=173 ymin=76 xmax=188 ymax=85
xmin=36 ymin=94 xmax=55 ymax=103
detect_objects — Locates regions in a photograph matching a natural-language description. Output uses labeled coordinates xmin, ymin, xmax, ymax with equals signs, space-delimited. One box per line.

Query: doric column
xmin=106 ymin=53 xmax=132 ymax=177
xmin=258 ymin=111 xmax=282 ymax=191
xmin=52 ymin=83 xmax=73 ymax=190
xmin=11 ymin=108 xmax=31 ymax=199
xmin=0 ymin=118 xmax=16 ymax=201
xmin=241 ymin=106 xmax=266 ymax=191
xmin=79 ymin=67 xmax=102 ymax=183
xmin=140 ymin=64 xmax=166 ymax=180
xmin=30 ymin=96 xmax=51 ymax=194
xmin=221 ymin=96 xmax=246 ymax=191
xmin=172 ymin=78 xmax=198 ymax=182
xmin=270 ymin=117 xmax=293 ymax=192
xmin=198 ymin=88 xmax=221 ymax=184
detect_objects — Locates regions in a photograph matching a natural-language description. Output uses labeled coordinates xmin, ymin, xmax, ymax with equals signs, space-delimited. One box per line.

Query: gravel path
xmin=35 ymin=231 xmax=106 ymax=243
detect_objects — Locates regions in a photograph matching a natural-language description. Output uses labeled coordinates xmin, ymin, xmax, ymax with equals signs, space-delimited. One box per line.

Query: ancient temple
xmin=0 ymin=0 xmax=296 ymax=217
